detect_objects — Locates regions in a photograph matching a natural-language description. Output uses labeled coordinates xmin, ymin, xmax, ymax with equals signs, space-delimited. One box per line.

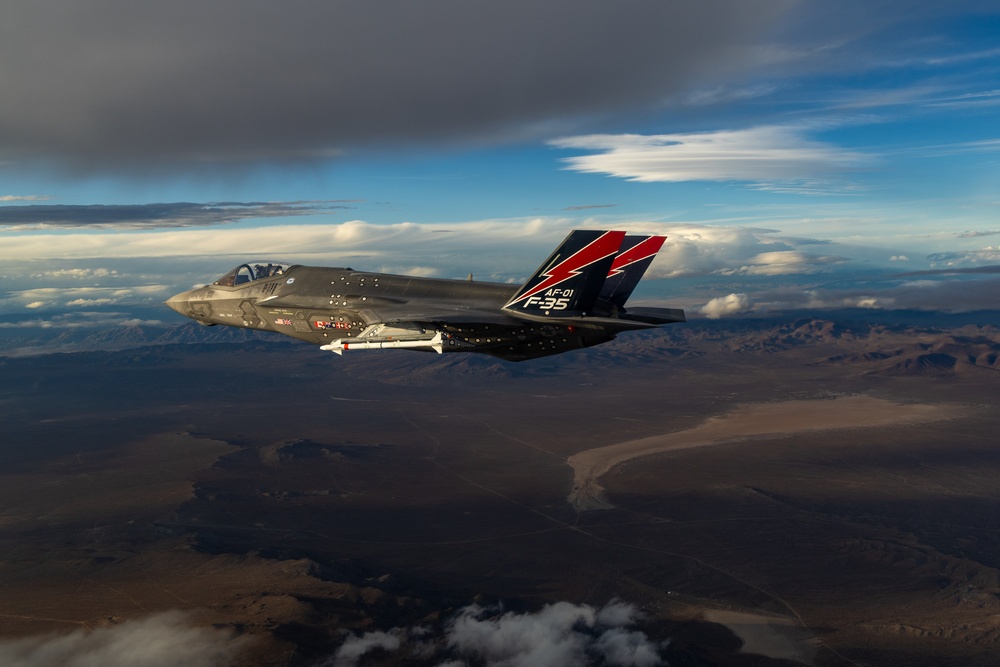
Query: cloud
xmin=647 ymin=225 xmax=843 ymax=278
xmin=0 ymin=219 xmax=590 ymax=270
xmin=563 ymin=204 xmax=618 ymax=211
xmin=31 ymin=268 xmax=121 ymax=280
xmin=12 ymin=286 xmax=167 ymax=302
xmin=330 ymin=629 xmax=403 ymax=667
xmin=716 ymin=250 xmax=847 ymax=276
xmin=1 ymin=286 xmax=170 ymax=315
xmin=121 ymin=318 xmax=166 ymax=327
xmin=596 ymin=600 xmax=640 ymax=627
xmin=446 ymin=602 xmax=599 ymax=666
xmin=956 ymin=230 xmax=1000 ymax=238
xmin=0 ymin=195 xmax=50 ymax=202
xmin=889 ymin=255 xmax=909 ymax=261
xmin=679 ymin=82 xmax=780 ymax=107
xmin=872 ymin=277 xmax=1000 ymax=312
xmin=0 ymin=316 xmax=166 ymax=329
xmin=593 ymin=628 xmax=665 ymax=667
xmin=65 ymin=298 xmax=117 ymax=307
xmin=700 ymin=293 xmax=754 ymax=319
xmin=928 ymin=247 xmax=1000 ymax=266
xmin=550 ymin=126 xmax=869 ymax=189
xmin=377 ymin=266 xmax=440 ymax=278
xmin=755 ymin=274 xmax=1000 ymax=313
xmin=0 ymin=218 xmax=849 ymax=287
xmin=0 ymin=220 xmax=518 ymax=266
xmin=898 ymin=264 xmax=1000 ymax=277
xmin=327 ymin=600 xmax=664 ymax=667
xmin=0 ymin=1 xmax=794 ymax=171
xmin=446 ymin=601 xmax=663 ymax=667
xmin=0 ymin=201 xmax=353 ymax=230
xmin=0 ymin=611 xmax=252 ymax=667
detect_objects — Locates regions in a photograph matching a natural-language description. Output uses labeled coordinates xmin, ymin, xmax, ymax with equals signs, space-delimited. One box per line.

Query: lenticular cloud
xmin=552 ymin=126 xmax=868 ymax=186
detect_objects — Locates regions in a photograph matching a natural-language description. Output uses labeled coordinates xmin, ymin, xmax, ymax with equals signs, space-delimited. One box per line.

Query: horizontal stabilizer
xmin=621 ymin=306 xmax=686 ymax=325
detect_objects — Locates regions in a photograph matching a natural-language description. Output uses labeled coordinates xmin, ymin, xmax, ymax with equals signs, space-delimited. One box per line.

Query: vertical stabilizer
xmin=503 ymin=230 xmax=625 ymax=316
xmin=600 ymin=235 xmax=665 ymax=307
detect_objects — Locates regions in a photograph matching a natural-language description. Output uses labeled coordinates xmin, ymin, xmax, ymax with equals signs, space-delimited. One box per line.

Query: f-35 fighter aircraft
xmin=164 ymin=230 xmax=685 ymax=361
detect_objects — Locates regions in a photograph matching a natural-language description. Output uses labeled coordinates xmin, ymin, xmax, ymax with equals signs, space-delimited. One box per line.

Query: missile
xmin=320 ymin=332 xmax=444 ymax=355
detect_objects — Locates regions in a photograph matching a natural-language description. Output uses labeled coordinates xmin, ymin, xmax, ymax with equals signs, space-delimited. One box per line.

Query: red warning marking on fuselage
xmin=314 ymin=320 xmax=349 ymax=329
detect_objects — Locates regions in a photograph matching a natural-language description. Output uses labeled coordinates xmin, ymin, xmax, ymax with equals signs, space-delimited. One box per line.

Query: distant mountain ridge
xmin=663 ymin=316 xmax=1000 ymax=377
xmin=3 ymin=314 xmax=1000 ymax=378
xmin=0 ymin=322 xmax=273 ymax=357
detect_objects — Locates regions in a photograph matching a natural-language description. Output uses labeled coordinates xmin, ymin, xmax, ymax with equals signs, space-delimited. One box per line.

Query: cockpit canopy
xmin=213 ymin=261 xmax=294 ymax=287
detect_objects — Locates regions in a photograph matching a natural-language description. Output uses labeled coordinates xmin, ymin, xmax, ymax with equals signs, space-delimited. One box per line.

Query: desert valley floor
xmin=2 ymin=315 xmax=1000 ymax=665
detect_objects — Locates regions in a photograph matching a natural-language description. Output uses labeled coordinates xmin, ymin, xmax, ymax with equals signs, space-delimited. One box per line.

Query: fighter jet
xmin=164 ymin=230 xmax=685 ymax=361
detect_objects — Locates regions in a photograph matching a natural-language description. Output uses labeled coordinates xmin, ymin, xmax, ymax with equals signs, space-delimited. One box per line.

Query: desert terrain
xmin=1 ymin=315 xmax=999 ymax=665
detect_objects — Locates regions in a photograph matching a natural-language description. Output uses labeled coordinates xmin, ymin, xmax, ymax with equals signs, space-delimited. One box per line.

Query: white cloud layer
xmin=0 ymin=315 xmax=166 ymax=329
xmin=1 ymin=286 xmax=170 ymax=314
xmin=928 ymin=247 xmax=1000 ymax=266
xmin=0 ymin=611 xmax=251 ymax=667
xmin=551 ymin=126 xmax=869 ymax=188
xmin=30 ymin=268 xmax=121 ymax=280
xmin=0 ymin=218 xmax=859 ymax=321
xmin=7 ymin=217 xmax=997 ymax=321
xmin=0 ymin=195 xmax=50 ymax=202
xmin=716 ymin=250 xmax=846 ymax=276
xmin=328 ymin=600 xmax=664 ymax=667
xmin=446 ymin=601 xmax=662 ymax=667
xmin=0 ymin=218 xmax=822 ymax=281
xmin=0 ymin=220 xmax=537 ymax=262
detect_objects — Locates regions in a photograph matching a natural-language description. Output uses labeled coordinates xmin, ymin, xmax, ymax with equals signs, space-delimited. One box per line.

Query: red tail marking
xmin=607 ymin=236 xmax=666 ymax=277
xmin=510 ymin=231 xmax=625 ymax=305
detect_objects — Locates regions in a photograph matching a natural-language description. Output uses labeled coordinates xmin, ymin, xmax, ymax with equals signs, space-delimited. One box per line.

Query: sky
xmin=2 ymin=0 xmax=1000 ymax=325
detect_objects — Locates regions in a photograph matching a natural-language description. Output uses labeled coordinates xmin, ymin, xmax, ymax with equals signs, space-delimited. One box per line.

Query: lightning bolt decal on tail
xmin=607 ymin=236 xmax=666 ymax=277
xmin=504 ymin=230 xmax=625 ymax=308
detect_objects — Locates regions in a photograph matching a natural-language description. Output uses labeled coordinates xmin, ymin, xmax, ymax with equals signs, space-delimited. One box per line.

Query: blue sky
xmin=2 ymin=1 xmax=999 ymax=325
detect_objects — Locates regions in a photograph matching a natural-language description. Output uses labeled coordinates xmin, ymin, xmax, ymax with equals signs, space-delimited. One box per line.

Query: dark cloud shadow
xmin=896 ymin=265 xmax=1000 ymax=277
xmin=0 ymin=0 xmax=793 ymax=172
xmin=0 ymin=201 xmax=356 ymax=229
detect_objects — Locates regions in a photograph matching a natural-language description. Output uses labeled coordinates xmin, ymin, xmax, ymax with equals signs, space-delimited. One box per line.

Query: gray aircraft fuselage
xmin=165 ymin=265 xmax=627 ymax=359
xmin=164 ymin=231 xmax=685 ymax=361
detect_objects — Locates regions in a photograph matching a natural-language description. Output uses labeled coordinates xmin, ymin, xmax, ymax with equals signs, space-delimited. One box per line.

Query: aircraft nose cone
xmin=164 ymin=292 xmax=189 ymax=316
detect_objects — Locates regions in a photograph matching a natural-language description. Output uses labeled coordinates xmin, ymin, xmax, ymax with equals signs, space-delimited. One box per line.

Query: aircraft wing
xmin=355 ymin=305 xmax=520 ymax=327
